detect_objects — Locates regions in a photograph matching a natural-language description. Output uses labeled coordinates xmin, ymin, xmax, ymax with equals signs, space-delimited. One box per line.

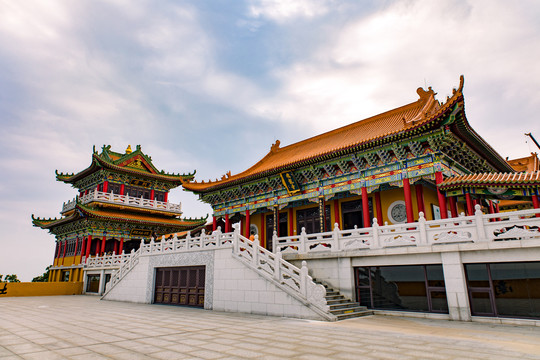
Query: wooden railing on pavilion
xmin=61 ymin=190 xmax=182 ymax=214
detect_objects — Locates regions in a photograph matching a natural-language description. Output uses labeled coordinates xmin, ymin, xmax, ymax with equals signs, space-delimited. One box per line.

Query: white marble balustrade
xmin=103 ymin=225 xmax=330 ymax=318
xmin=61 ymin=190 xmax=182 ymax=214
xmin=273 ymin=205 xmax=540 ymax=254
xmin=85 ymin=252 xmax=132 ymax=269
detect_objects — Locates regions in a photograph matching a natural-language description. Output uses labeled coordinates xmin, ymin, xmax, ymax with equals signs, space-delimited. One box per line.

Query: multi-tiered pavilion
xmin=33 ymin=145 xmax=206 ymax=286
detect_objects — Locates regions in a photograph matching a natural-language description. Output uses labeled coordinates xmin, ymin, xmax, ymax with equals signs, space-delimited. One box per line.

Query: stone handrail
xmin=62 ymin=190 xmax=182 ymax=214
xmin=103 ymin=248 xmax=141 ymax=295
xmin=273 ymin=205 xmax=540 ymax=254
xmin=85 ymin=252 xmax=132 ymax=269
xmin=231 ymin=226 xmax=331 ymax=320
xmin=101 ymin=225 xmax=331 ymax=319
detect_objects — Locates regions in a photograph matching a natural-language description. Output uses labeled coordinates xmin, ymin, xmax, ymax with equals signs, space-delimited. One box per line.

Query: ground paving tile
xmin=2 ymin=296 xmax=540 ymax=359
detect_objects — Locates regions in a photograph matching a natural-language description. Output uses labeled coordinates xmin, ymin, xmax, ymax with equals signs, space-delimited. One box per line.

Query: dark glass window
xmin=355 ymin=265 xmax=448 ymax=314
xmin=86 ymin=275 xmax=100 ymax=292
xmin=465 ymin=262 xmax=540 ymax=319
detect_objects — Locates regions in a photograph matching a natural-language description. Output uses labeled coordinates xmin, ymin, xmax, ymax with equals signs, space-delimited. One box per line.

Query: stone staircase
xmin=313 ymin=279 xmax=373 ymax=320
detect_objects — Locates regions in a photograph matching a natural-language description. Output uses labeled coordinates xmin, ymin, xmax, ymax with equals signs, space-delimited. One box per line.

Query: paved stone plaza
xmin=1 ymin=296 xmax=540 ymax=359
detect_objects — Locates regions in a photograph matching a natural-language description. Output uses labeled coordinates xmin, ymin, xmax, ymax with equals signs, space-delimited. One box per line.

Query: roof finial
xmin=125 ymin=145 xmax=132 ymax=154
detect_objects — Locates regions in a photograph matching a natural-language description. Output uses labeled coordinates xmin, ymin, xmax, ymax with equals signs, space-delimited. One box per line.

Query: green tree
xmin=32 ymin=266 xmax=51 ymax=282
xmin=3 ymin=274 xmax=20 ymax=283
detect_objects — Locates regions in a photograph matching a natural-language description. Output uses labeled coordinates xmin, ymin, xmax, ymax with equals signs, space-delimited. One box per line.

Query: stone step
xmin=326 ymin=298 xmax=351 ymax=305
xmin=329 ymin=305 xmax=368 ymax=315
xmin=329 ymin=302 xmax=367 ymax=311
xmin=312 ymin=278 xmax=372 ymax=321
xmin=335 ymin=310 xmax=374 ymax=320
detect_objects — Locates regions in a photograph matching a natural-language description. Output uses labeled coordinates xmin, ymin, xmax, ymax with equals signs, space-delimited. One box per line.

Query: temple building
xmin=32 ymin=145 xmax=206 ymax=293
xmin=182 ymin=76 xmax=519 ymax=249
xmin=31 ymin=77 xmax=540 ymax=322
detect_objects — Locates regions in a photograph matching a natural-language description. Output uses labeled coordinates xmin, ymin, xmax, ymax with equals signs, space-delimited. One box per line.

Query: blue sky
xmin=1 ymin=0 xmax=539 ymax=281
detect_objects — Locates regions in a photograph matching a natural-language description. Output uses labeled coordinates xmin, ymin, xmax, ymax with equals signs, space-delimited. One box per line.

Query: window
xmin=465 ymin=262 xmax=540 ymax=319
xmin=297 ymin=205 xmax=331 ymax=234
xmin=355 ymin=265 xmax=448 ymax=313
xmin=341 ymin=199 xmax=373 ymax=229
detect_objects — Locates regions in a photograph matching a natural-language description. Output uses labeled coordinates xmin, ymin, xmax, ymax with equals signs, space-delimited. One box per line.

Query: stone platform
xmin=1 ymin=296 xmax=539 ymax=359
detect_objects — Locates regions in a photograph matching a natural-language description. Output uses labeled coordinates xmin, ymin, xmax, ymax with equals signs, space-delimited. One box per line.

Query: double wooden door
xmin=154 ymin=266 xmax=205 ymax=307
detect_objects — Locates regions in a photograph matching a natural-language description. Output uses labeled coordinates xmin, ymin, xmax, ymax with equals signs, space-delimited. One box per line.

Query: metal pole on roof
xmin=525 ymin=133 xmax=540 ymax=151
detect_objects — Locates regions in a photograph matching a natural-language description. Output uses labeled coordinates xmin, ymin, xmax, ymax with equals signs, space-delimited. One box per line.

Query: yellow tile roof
xmin=183 ymin=82 xmax=458 ymax=192
xmin=439 ymin=171 xmax=540 ymax=190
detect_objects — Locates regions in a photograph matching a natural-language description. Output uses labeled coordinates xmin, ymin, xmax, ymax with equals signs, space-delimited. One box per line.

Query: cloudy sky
xmin=1 ymin=0 xmax=539 ymax=281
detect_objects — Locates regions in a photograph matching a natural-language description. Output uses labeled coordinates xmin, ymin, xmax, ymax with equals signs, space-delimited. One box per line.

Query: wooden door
xmin=154 ymin=266 xmax=205 ymax=307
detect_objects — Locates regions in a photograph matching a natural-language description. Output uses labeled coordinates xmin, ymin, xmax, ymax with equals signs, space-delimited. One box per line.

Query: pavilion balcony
xmin=61 ymin=190 xmax=182 ymax=215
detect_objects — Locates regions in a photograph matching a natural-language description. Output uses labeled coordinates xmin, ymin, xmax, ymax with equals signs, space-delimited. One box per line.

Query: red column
xmin=449 ymin=197 xmax=458 ymax=218
xmin=361 ymin=186 xmax=370 ymax=227
xmin=119 ymin=238 xmax=124 ymax=253
xmin=374 ymin=192 xmax=383 ymax=225
xmin=532 ymin=195 xmax=540 ymax=218
xmin=212 ymin=216 xmax=217 ymax=231
xmin=164 ymin=192 xmax=168 ymax=202
xmin=533 ymin=195 xmax=540 ymax=209
xmin=80 ymin=237 xmax=86 ymax=259
xmin=150 ymin=189 xmax=155 ymax=200
xmin=120 ymin=184 xmax=125 ymax=195
xmin=403 ymin=178 xmax=414 ymax=223
xmin=495 ymin=203 xmax=500 ymax=213
xmin=102 ymin=181 xmax=108 ymax=193
xmin=100 ymin=236 xmax=106 ymax=256
xmin=435 ymin=172 xmax=448 ymax=219
xmin=289 ymin=208 xmax=294 ymax=235
xmin=333 ymin=200 xmax=340 ymax=229
xmin=415 ymin=184 xmax=425 ymax=215
xmin=55 ymin=241 xmax=61 ymax=259
xmin=488 ymin=200 xmax=495 ymax=214
xmin=114 ymin=241 xmax=118 ymax=254
xmin=225 ymin=214 xmax=230 ymax=232
xmin=245 ymin=210 xmax=250 ymax=237
xmin=465 ymin=192 xmax=474 ymax=215
xmin=85 ymin=235 xmax=92 ymax=258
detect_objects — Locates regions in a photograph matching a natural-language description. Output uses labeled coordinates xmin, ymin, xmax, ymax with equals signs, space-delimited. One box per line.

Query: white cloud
xmin=247 ymin=0 xmax=332 ymax=22
xmin=250 ymin=0 xmax=540 ymax=157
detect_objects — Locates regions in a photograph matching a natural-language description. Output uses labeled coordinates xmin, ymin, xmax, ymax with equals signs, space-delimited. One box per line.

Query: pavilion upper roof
xmin=56 ymin=145 xmax=195 ymax=186
xmin=31 ymin=202 xmax=207 ymax=230
xmin=183 ymin=76 xmax=513 ymax=193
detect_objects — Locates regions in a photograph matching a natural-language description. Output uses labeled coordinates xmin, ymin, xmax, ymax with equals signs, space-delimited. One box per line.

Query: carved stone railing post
xmin=474 ymin=204 xmax=486 ymax=240
xmin=233 ymin=229 xmax=239 ymax=254
xmin=274 ymin=252 xmax=282 ymax=281
xmin=272 ymin=231 xmax=278 ymax=253
xmin=418 ymin=212 xmax=427 ymax=245
xmin=200 ymin=229 xmax=206 ymax=248
xmin=300 ymin=261 xmax=308 ymax=297
xmin=252 ymin=235 xmax=260 ymax=267
xmin=331 ymin=223 xmax=340 ymax=252
xmin=299 ymin=227 xmax=307 ymax=254
xmin=372 ymin=219 xmax=380 ymax=249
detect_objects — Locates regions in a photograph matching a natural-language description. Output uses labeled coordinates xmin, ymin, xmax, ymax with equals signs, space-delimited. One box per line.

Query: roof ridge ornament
xmin=125 ymin=145 xmax=132 ymax=154
xmin=271 ymin=140 xmax=281 ymax=153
